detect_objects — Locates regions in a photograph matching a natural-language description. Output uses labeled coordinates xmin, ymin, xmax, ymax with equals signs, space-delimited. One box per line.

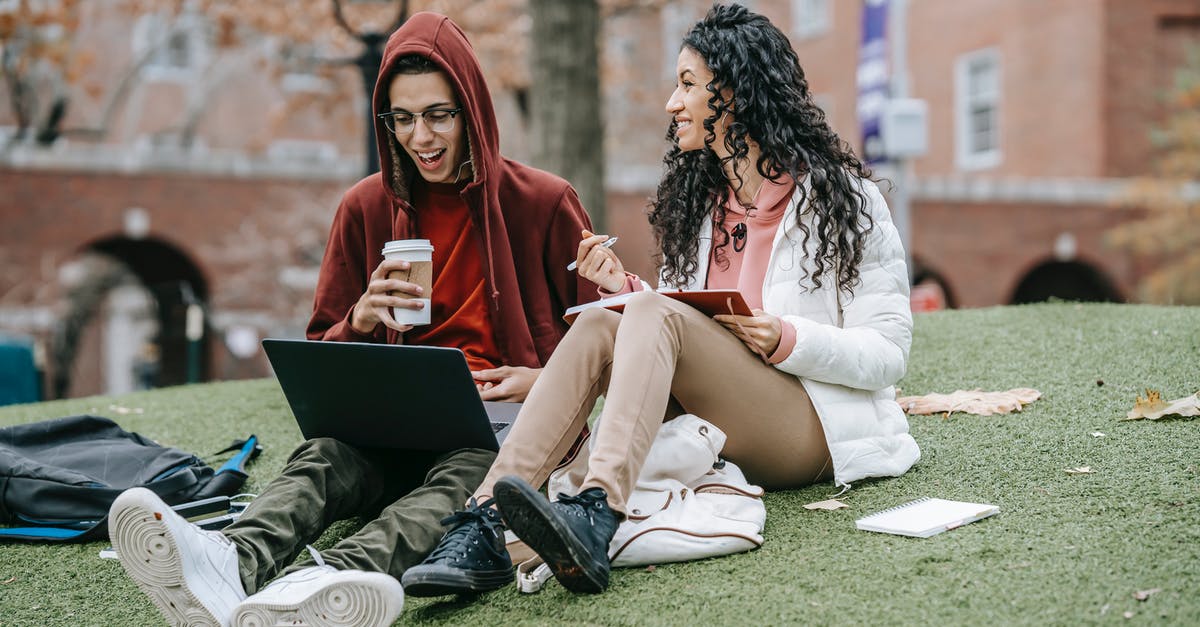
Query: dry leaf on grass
xmin=1064 ymin=466 xmax=1093 ymax=475
xmin=1091 ymin=432 xmax=1107 ymax=438
xmin=1133 ymin=588 xmax=1161 ymax=601
xmin=1123 ymin=390 xmax=1200 ymax=420
xmin=803 ymin=499 xmax=848 ymax=511
xmin=897 ymin=388 xmax=1042 ymax=417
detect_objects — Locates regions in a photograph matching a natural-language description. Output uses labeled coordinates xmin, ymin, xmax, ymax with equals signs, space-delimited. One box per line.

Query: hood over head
xmin=373 ymin=12 xmax=500 ymax=201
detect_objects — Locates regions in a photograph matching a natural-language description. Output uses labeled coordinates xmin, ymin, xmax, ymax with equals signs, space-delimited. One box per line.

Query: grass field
xmin=1 ymin=303 xmax=1197 ymax=625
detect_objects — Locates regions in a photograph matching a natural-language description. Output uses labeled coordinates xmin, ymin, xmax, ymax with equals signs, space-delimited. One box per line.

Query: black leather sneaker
xmin=401 ymin=498 xmax=513 ymax=597
xmin=493 ymin=477 xmax=618 ymax=593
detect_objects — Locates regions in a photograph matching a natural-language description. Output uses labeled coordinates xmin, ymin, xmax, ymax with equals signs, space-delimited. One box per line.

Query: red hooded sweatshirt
xmin=307 ymin=13 xmax=595 ymax=368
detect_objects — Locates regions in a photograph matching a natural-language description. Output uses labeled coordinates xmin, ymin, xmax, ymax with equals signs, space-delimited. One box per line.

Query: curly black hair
xmin=649 ymin=3 xmax=876 ymax=294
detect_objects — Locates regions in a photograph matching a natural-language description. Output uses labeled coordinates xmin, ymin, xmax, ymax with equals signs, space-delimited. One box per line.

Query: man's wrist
xmin=349 ymin=304 xmax=375 ymax=335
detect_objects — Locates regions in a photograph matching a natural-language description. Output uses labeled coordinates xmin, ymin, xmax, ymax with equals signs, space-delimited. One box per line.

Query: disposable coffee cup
xmin=381 ymin=239 xmax=434 ymax=326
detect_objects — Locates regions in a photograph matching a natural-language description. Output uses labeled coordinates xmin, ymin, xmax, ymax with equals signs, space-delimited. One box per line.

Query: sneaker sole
xmin=401 ymin=563 xmax=513 ymax=597
xmin=109 ymin=488 xmax=224 ymax=627
xmin=232 ymin=571 xmax=403 ymax=627
xmin=493 ymin=478 xmax=608 ymax=593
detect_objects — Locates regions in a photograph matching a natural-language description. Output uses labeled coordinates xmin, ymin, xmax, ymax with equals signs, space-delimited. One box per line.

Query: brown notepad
xmin=563 ymin=289 xmax=752 ymax=324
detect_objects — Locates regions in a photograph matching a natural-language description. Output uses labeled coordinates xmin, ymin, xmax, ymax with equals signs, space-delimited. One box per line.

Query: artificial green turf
xmin=1 ymin=303 xmax=1197 ymax=625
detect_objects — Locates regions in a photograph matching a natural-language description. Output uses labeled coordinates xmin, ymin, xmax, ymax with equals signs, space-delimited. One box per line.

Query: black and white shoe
xmin=401 ymin=498 xmax=513 ymax=597
xmin=493 ymin=477 xmax=617 ymax=594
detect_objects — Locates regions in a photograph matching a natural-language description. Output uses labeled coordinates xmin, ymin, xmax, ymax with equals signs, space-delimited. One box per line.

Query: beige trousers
xmin=474 ymin=291 xmax=831 ymax=515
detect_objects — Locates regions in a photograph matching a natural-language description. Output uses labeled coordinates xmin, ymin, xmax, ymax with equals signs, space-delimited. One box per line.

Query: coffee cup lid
xmin=381 ymin=239 xmax=434 ymax=255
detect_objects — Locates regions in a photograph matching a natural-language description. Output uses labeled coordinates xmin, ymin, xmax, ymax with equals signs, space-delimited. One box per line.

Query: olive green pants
xmin=222 ymin=437 xmax=495 ymax=594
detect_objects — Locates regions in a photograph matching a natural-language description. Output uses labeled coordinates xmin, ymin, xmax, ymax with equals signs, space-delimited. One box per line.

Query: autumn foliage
xmin=0 ymin=0 xmax=530 ymax=146
xmin=1106 ymin=47 xmax=1200 ymax=305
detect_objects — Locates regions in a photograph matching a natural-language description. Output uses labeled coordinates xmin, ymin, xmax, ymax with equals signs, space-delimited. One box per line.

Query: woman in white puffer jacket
xmin=407 ymin=3 xmax=919 ymax=598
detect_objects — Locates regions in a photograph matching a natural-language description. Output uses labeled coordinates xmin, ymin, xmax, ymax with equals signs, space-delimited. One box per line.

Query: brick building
xmin=1 ymin=0 xmax=1196 ymax=399
xmin=602 ymin=0 xmax=1199 ymax=308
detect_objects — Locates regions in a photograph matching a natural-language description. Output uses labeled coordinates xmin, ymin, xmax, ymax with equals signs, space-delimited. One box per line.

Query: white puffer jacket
xmin=660 ymin=175 xmax=919 ymax=487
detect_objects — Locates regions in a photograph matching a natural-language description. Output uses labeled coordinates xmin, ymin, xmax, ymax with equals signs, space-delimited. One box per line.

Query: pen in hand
xmin=567 ymin=236 xmax=618 ymax=271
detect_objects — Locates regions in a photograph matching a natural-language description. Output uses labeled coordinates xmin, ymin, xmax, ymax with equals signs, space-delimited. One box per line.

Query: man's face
xmin=386 ymin=70 xmax=470 ymax=184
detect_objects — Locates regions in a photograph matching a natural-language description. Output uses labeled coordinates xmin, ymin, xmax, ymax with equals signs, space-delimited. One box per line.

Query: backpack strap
xmin=0 ymin=526 xmax=94 ymax=541
xmin=193 ymin=435 xmax=260 ymax=501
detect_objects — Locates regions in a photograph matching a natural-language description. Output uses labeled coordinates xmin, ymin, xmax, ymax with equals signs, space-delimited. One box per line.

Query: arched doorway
xmin=1010 ymin=260 xmax=1122 ymax=304
xmin=53 ymin=237 xmax=210 ymax=398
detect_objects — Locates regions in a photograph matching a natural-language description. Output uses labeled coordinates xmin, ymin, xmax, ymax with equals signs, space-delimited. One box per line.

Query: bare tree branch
xmin=388 ymin=0 xmax=410 ymax=35
xmin=56 ymin=22 xmax=195 ymax=142
xmin=331 ymin=0 xmax=356 ymax=38
xmin=2 ymin=43 xmax=34 ymax=142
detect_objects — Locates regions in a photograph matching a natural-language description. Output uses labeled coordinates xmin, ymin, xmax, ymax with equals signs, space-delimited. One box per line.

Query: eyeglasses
xmin=377 ymin=108 xmax=463 ymax=134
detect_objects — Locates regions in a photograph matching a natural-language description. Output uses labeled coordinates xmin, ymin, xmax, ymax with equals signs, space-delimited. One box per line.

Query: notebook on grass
xmin=563 ymin=289 xmax=752 ymax=324
xmin=855 ymin=497 xmax=999 ymax=538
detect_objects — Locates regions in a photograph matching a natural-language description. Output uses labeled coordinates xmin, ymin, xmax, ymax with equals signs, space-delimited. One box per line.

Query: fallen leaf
xmin=1091 ymin=432 xmax=1107 ymax=438
xmin=644 ymin=564 xmax=656 ymax=573
xmin=804 ymin=498 xmax=849 ymax=511
xmin=1123 ymin=390 xmax=1200 ymax=420
xmin=1124 ymin=611 xmax=1135 ymax=619
xmin=1 ymin=576 xmax=14 ymax=584
xmin=1100 ymin=604 xmax=1111 ymax=616
xmin=1133 ymin=588 xmax=1161 ymax=601
xmin=1065 ymin=466 xmax=1093 ymax=475
xmin=897 ymin=388 xmax=1042 ymax=417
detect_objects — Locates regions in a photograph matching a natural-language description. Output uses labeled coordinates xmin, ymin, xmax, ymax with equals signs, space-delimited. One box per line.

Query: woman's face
xmin=666 ymin=47 xmax=731 ymax=153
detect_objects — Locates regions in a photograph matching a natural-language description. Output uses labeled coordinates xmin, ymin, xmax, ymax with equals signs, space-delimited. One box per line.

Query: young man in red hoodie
xmin=106 ymin=13 xmax=594 ymax=627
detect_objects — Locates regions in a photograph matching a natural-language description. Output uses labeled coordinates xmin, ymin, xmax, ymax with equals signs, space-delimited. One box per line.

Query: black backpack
xmin=0 ymin=414 xmax=260 ymax=541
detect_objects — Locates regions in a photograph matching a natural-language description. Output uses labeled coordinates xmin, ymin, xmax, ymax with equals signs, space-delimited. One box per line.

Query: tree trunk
xmin=529 ymin=0 xmax=606 ymax=232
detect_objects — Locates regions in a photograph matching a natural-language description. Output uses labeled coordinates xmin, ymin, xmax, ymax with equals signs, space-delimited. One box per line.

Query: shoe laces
xmin=554 ymin=490 xmax=607 ymax=523
xmin=428 ymin=498 xmax=503 ymax=562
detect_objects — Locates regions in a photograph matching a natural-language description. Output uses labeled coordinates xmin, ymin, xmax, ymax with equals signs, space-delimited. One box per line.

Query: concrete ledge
xmin=0 ymin=142 xmax=362 ymax=182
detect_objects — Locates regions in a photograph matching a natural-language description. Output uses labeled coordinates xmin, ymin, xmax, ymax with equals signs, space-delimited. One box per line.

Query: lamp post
xmin=880 ymin=0 xmax=926 ymax=283
xmin=331 ymin=0 xmax=410 ymax=176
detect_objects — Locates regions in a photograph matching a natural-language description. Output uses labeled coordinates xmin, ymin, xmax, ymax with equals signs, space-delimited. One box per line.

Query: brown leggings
xmin=474 ymin=291 xmax=832 ymax=515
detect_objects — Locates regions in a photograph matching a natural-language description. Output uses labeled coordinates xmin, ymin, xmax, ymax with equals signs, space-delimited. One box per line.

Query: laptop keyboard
xmin=491 ymin=422 xmax=511 ymax=433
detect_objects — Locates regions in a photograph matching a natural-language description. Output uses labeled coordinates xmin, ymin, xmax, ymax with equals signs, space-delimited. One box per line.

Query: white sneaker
xmin=109 ymin=487 xmax=247 ymax=627
xmin=232 ymin=565 xmax=404 ymax=627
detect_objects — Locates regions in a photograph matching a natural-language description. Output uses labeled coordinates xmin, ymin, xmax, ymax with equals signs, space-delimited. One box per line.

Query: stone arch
xmin=51 ymin=236 xmax=210 ymax=398
xmin=1009 ymin=259 xmax=1123 ymax=305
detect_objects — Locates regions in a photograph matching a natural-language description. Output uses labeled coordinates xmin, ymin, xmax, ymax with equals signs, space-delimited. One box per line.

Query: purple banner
xmin=857 ymin=0 xmax=890 ymax=165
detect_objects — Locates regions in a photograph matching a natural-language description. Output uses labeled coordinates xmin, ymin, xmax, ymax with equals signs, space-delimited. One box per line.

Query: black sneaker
xmin=493 ymin=477 xmax=618 ymax=594
xmin=401 ymin=498 xmax=513 ymax=597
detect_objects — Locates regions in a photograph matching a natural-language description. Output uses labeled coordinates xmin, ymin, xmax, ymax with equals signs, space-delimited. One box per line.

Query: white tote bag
xmin=517 ymin=414 xmax=766 ymax=592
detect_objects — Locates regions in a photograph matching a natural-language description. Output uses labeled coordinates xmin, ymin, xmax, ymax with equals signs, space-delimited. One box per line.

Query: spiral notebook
xmin=855 ymin=497 xmax=999 ymax=538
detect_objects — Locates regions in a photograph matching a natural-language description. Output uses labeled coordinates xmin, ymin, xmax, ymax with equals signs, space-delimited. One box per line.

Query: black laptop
xmin=262 ymin=339 xmax=519 ymax=452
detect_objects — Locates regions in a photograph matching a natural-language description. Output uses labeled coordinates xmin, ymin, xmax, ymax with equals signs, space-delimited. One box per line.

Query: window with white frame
xmin=132 ymin=11 xmax=210 ymax=81
xmin=280 ymin=43 xmax=331 ymax=94
xmin=955 ymin=48 xmax=1001 ymax=170
xmin=791 ymin=0 xmax=831 ymax=40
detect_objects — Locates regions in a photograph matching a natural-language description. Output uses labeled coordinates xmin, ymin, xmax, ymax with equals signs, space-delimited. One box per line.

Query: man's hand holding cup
xmin=352 ymin=239 xmax=435 ymax=334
